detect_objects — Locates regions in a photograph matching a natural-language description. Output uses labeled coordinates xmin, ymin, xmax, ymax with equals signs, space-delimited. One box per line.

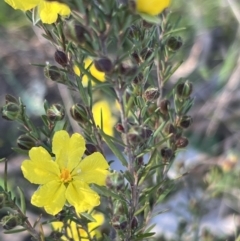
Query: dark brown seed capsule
xmin=54 ymin=50 xmax=68 ymax=67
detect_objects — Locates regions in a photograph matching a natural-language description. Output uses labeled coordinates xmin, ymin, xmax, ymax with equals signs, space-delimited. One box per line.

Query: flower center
xmin=60 ymin=168 xmax=72 ymax=183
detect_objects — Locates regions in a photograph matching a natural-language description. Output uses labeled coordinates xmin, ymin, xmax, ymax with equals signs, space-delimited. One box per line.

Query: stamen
xmin=60 ymin=168 xmax=72 ymax=183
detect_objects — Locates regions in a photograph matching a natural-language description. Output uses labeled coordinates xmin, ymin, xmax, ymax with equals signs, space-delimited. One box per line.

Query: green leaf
xmin=144 ymin=223 xmax=156 ymax=233
xmin=41 ymin=115 xmax=49 ymax=127
xmin=4 ymin=228 xmax=27 ymax=234
xmin=139 ymin=13 xmax=160 ymax=24
xmin=163 ymin=27 xmax=187 ymax=37
xmin=134 ymin=202 xmax=149 ymax=216
xmin=124 ymin=170 xmax=134 ymax=184
xmin=17 ymin=187 xmax=26 ymax=215
xmin=151 ymin=209 xmax=169 ymax=218
xmin=134 ymin=232 xmax=155 ymax=240
xmin=80 ymin=212 xmax=96 ymax=222
xmin=0 ymin=158 xmax=6 ymax=162
xmin=11 ymin=147 xmax=28 ymax=155
xmin=43 ymin=100 xmax=50 ymax=113
xmin=100 ymin=130 xmax=128 ymax=167
xmin=91 ymin=184 xmax=126 ymax=202
xmin=32 ymin=6 xmax=40 ymax=25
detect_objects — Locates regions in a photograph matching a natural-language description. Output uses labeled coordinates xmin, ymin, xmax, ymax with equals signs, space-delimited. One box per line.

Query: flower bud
xmin=2 ymin=215 xmax=19 ymax=230
xmin=64 ymin=21 xmax=89 ymax=44
xmin=133 ymin=73 xmax=143 ymax=84
xmin=1 ymin=103 xmax=20 ymax=121
xmin=75 ymin=24 xmax=89 ymax=44
xmin=111 ymin=216 xmax=126 ymax=230
xmin=131 ymin=216 xmax=138 ymax=229
xmin=115 ymin=123 xmax=125 ymax=133
xmin=176 ymin=81 xmax=193 ymax=99
xmin=47 ymin=104 xmax=65 ymax=122
xmin=144 ymin=87 xmax=160 ymax=102
xmin=17 ymin=135 xmax=36 ymax=151
xmin=94 ymin=58 xmax=113 ymax=73
xmin=44 ymin=65 xmax=61 ymax=82
xmin=111 ymin=216 xmax=121 ymax=230
xmin=141 ymin=127 xmax=153 ymax=139
xmin=161 ymin=147 xmax=173 ymax=162
xmin=167 ymin=36 xmax=183 ymax=51
xmin=127 ymin=133 xmax=141 ymax=146
xmin=164 ymin=123 xmax=176 ymax=135
xmin=176 ymin=115 xmax=192 ymax=129
xmin=140 ymin=48 xmax=154 ymax=60
xmin=127 ymin=126 xmax=152 ymax=146
xmin=136 ymin=156 xmax=144 ymax=166
xmin=119 ymin=221 xmax=128 ymax=230
xmin=132 ymin=52 xmax=141 ymax=64
xmin=85 ymin=143 xmax=98 ymax=155
xmin=159 ymin=99 xmax=171 ymax=115
xmin=5 ymin=94 xmax=18 ymax=104
xmin=70 ymin=103 xmax=88 ymax=123
xmin=119 ymin=63 xmax=138 ymax=77
xmin=175 ymin=136 xmax=189 ymax=148
xmin=54 ymin=50 xmax=68 ymax=67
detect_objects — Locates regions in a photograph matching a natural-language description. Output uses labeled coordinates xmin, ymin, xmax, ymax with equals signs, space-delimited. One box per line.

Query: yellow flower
xmin=136 ymin=0 xmax=171 ymax=16
xmin=4 ymin=0 xmax=70 ymax=24
xmin=52 ymin=212 xmax=104 ymax=240
xmin=92 ymin=100 xmax=117 ymax=137
xmin=73 ymin=58 xmax=105 ymax=86
xmin=21 ymin=130 xmax=109 ymax=215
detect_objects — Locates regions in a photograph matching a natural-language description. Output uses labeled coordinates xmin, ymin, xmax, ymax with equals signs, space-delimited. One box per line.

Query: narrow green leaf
xmin=100 ymin=130 xmax=128 ymax=167
xmin=12 ymin=147 xmax=28 ymax=155
xmin=144 ymin=223 xmax=156 ymax=233
xmin=163 ymin=27 xmax=187 ymax=37
xmin=135 ymin=232 xmax=155 ymax=240
xmin=124 ymin=170 xmax=134 ymax=184
xmin=80 ymin=212 xmax=96 ymax=222
xmin=153 ymin=121 xmax=167 ymax=138
xmin=0 ymin=158 xmax=6 ymax=162
xmin=17 ymin=187 xmax=26 ymax=215
xmin=32 ymin=6 xmax=40 ymax=25
xmin=134 ymin=202 xmax=149 ymax=216
xmin=91 ymin=184 xmax=126 ymax=202
xmin=4 ymin=228 xmax=26 ymax=234
xmin=139 ymin=13 xmax=160 ymax=24
xmin=151 ymin=209 xmax=169 ymax=218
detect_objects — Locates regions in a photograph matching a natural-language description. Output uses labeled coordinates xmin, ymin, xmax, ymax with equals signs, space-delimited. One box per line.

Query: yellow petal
xmin=73 ymin=65 xmax=80 ymax=76
xmin=31 ymin=180 xmax=66 ymax=215
xmin=74 ymin=59 xmax=105 ymax=87
xmin=66 ymin=181 xmax=100 ymax=213
xmin=88 ymin=212 xmax=104 ymax=235
xmin=4 ymin=0 xmax=40 ymax=11
xmin=66 ymin=221 xmax=86 ymax=240
xmin=51 ymin=221 xmax=63 ymax=231
xmin=73 ymin=152 xmax=109 ymax=186
xmin=67 ymin=133 xmax=86 ymax=172
xmin=136 ymin=0 xmax=170 ymax=16
xmin=86 ymin=59 xmax=105 ymax=82
xmin=52 ymin=220 xmax=85 ymax=241
xmin=92 ymin=100 xmax=117 ymax=136
xmin=21 ymin=147 xmax=60 ymax=184
xmin=52 ymin=130 xmax=69 ymax=155
xmin=53 ymin=131 xmax=85 ymax=171
xmin=38 ymin=1 xmax=70 ymax=24
xmin=52 ymin=130 xmax=70 ymax=168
